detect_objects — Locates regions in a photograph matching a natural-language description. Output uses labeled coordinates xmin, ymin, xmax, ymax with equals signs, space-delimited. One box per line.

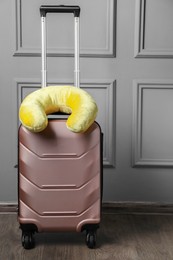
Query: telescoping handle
xmin=40 ymin=5 xmax=80 ymax=17
xmin=40 ymin=5 xmax=80 ymax=88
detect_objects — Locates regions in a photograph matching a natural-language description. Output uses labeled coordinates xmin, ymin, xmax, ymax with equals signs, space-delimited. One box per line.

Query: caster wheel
xmin=21 ymin=232 xmax=35 ymax=249
xmin=86 ymin=231 xmax=96 ymax=249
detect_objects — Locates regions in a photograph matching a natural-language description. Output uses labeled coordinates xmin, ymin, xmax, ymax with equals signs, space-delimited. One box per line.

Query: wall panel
xmin=133 ymin=80 xmax=173 ymax=166
xmin=13 ymin=0 xmax=116 ymax=57
xmin=134 ymin=0 xmax=173 ymax=58
xmin=15 ymin=79 xmax=116 ymax=167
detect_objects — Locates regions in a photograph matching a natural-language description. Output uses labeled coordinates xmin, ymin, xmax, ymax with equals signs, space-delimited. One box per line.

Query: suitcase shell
xmin=18 ymin=120 xmax=102 ymax=233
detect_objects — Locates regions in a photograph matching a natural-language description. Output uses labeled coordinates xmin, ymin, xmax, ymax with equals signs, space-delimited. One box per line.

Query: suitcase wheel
xmin=86 ymin=230 xmax=96 ymax=249
xmin=21 ymin=231 xmax=35 ymax=250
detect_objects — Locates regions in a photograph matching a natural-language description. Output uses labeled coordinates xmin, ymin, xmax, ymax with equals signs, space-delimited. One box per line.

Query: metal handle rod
xmin=41 ymin=15 xmax=47 ymax=88
xmin=74 ymin=17 xmax=80 ymax=88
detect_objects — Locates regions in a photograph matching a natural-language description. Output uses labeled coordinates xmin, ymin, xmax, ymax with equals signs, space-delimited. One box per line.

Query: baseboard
xmin=102 ymin=202 xmax=173 ymax=215
xmin=0 ymin=203 xmax=18 ymax=213
xmin=1 ymin=202 xmax=173 ymax=215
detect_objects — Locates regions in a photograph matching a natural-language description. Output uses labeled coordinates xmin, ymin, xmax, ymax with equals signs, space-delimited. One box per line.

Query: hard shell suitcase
xmin=18 ymin=5 xmax=102 ymax=249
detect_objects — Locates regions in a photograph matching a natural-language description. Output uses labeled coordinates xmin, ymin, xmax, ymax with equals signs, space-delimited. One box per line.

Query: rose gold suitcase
xmin=18 ymin=5 xmax=102 ymax=249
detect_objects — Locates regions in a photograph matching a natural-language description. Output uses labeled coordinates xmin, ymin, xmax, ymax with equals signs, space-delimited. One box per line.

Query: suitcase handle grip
xmin=40 ymin=5 xmax=80 ymax=17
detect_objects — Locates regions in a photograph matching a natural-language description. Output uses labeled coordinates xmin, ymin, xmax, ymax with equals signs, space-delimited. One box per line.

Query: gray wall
xmin=1 ymin=0 xmax=173 ymax=203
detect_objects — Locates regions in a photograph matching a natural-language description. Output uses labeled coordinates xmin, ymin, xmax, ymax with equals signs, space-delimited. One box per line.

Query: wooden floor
xmin=1 ymin=212 xmax=173 ymax=260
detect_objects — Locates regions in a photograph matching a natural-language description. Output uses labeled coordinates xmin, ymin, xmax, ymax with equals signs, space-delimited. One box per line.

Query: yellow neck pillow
xmin=19 ymin=86 xmax=98 ymax=133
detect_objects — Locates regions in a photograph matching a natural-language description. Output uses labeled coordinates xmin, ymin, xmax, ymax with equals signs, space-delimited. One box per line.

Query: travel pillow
xmin=19 ymin=86 xmax=98 ymax=133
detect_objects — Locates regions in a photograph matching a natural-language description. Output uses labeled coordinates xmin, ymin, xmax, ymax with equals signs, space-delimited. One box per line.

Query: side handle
xmin=40 ymin=5 xmax=80 ymax=17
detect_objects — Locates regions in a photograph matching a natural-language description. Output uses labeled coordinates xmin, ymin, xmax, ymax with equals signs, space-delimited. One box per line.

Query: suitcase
xmin=18 ymin=5 xmax=102 ymax=250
